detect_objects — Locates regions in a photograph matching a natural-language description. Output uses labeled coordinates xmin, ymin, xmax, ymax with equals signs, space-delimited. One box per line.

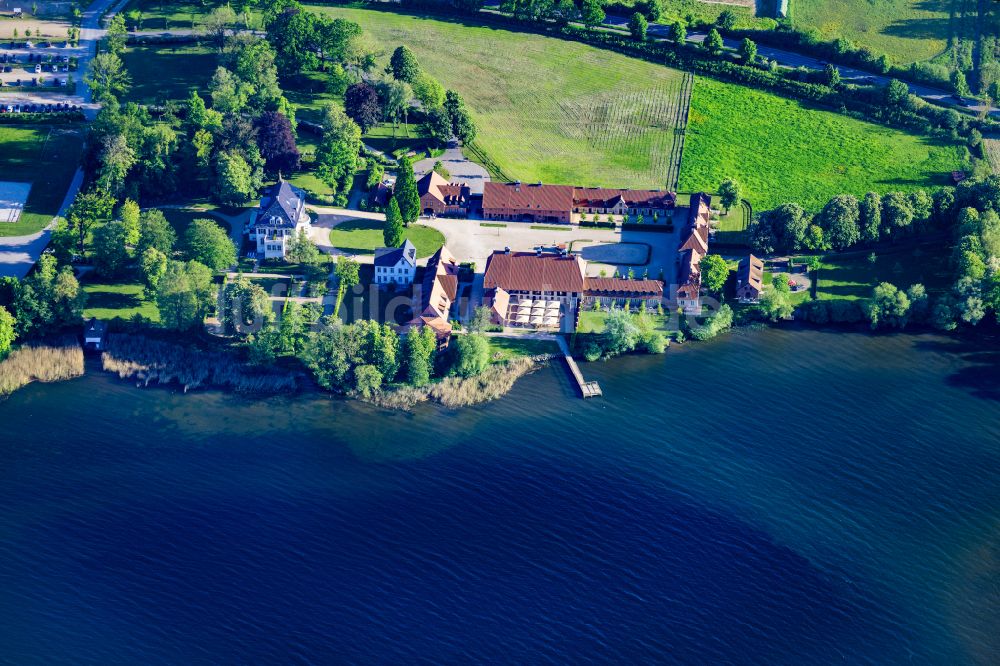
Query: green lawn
xmin=813 ymin=245 xmax=951 ymax=301
xmin=792 ymin=0 xmax=977 ymax=65
xmin=82 ymin=280 xmax=159 ymax=322
xmin=678 ymin=77 xmax=964 ymax=212
xmin=0 ymin=124 xmax=84 ymax=237
xmin=121 ymin=0 xmax=259 ymax=31
xmin=363 ymin=122 xmax=432 ymax=157
xmin=328 ymin=219 xmax=444 ymax=258
xmin=314 ymin=6 xmax=689 ymax=189
xmin=121 ymin=43 xmax=217 ymax=105
xmin=577 ymin=309 xmax=670 ymax=334
xmin=283 ymin=69 xmax=343 ymax=124
xmin=488 ymin=336 xmax=561 ymax=362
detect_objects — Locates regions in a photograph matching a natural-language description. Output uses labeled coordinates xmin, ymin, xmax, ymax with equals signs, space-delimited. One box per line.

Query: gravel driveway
xmin=412 ymin=141 xmax=490 ymax=194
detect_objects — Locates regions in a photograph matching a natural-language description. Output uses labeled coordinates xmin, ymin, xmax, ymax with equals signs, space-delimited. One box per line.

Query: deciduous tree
xmin=718 ymin=178 xmax=740 ymax=213
xmin=819 ymin=194 xmax=860 ymax=250
xmin=628 ymin=12 xmax=647 ymax=41
xmin=92 ymin=221 xmax=130 ymax=278
xmin=452 ymin=333 xmax=490 ymax=377
xmin=155 ymin=260 xmax=215 ymax=331
xmin=699 ymin=254 xmax=729 ymax=295
xmin=705 ymin=28 xmax=724 ymax=54
xmin=85 ymin=52 xmax=131 ymax=103
xmin=344 ymin=82 xmax=382 ymax=132
xmin=390 ymin=45 xmax=421 ymax=82
xmin=256 ymin=111 xmax=301 ymax=176
xmin=184 ymin=218 xmax=237 ymax=271
xmin=137 ymin=209 xmax=177 ymax=256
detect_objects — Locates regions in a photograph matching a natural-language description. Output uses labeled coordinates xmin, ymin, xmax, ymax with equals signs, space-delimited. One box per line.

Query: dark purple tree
xmin=344 ymin=82 xmax=382 ymax=133
xmin=256 ymin=111 xmax=301 ymax=176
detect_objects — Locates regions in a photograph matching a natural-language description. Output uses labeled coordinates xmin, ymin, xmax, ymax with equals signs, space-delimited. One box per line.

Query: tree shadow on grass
xmin=882 ymin=17 xmax=954 ymax=42
xmin=86 ymin=290 xmax=143 ymax=310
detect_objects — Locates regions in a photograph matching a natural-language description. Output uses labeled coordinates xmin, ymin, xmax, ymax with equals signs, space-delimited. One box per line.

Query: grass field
xmin=792 ymin=0 xmax=979 ymax=65
xmin=82 ymin=281 xmax=159 ymax=321
xmin=488 ymin=336 xmax=561 ymax=361
xmin=678 ymin=77 xmax=964 ymax=211
xmin=0 ymin=124 xmax=83 ymax=236
xmin=812 ymin=245 xmax=951 ymax=301
xmin=328 ymin=219 xmax=445 ymax=258
xmin=121 ymin=0 xmax=257 ymax=31
xmin=121 ymin=44 xmax=217 ymax=105
xmin=984 ymin=137 xmax=1000 ymax=175
xmin=314 ymin=6 xmax=689 ymax=189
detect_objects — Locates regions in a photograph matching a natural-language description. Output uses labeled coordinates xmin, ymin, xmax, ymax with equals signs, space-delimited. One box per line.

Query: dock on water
xmin=557 ymin=337 xmax=602 ymax=398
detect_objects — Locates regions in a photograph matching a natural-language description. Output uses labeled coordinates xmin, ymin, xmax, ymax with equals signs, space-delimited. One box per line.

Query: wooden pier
xmin=557 ymin=337 xmax=602 ymax=398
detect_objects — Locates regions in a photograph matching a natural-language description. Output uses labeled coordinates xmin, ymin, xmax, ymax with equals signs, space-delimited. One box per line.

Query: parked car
xmin=33 ymin=63 xmax=41 ymax=73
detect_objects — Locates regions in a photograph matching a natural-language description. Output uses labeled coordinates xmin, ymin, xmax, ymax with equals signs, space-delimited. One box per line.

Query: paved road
xmin=412 ymin=140 xmax=490 ymax=194
xmin=0 ymin=0 xmax=129 ymax=279
xmin=307 ymin=207 xmax=679 ymax=277
xmin=0 ymin=167 xmax=83 ymax=278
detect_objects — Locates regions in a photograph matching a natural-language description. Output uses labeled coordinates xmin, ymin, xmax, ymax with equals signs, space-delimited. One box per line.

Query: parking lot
xmin=0 ymin=42 xmax=81 ymax=91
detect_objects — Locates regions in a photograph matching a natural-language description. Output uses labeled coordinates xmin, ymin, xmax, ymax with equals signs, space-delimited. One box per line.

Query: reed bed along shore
xmin=369 ymin=356 xmax=549 ymax=411
xmin=102 ymin=334 xmax=298 ymax=393
xmin=0 ymin=340 xmax=85 ymax=396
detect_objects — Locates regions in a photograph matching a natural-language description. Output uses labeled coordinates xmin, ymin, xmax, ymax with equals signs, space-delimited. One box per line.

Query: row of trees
xmin=749 ymin=188 xmax=952 ymax=255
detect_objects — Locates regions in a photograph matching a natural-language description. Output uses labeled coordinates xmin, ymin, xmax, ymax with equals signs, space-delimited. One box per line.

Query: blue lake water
xmin=1 ymin=328 xmax=998 ymax=664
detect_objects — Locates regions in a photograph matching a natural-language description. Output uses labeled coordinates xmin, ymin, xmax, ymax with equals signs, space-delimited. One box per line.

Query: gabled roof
xmin=483 ymin=181 xmax=576 ymax=212
xmin=84 ymin=318 xmax=107 ymax=336
xmin=573 ymin=188 xmax=675 ymax=209
xmin=418 ymin=171 xmax=470 ymax=207
xmin=584 ymin=278 xmax=663 ymax=296
xmin=256 ymin=180 xmax=304 ymax=228
xmin=737 ymin=254 xmax=764 ymax=291
xmin=374 ymin=238 xmax=417 ymax=268
xmin=408 ymin=245 xmax=459 ymax=337
xmin=483 ymin=251 xmax=586 ymax=293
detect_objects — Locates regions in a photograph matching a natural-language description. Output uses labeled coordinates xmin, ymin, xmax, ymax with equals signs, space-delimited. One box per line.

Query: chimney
xmin=535 ymin=247 xmax=542 ymax=257
xmin=504 ymin=246 xmax=511 ymax=255
xmin=514 ymin=180 xmax=521 ymax=192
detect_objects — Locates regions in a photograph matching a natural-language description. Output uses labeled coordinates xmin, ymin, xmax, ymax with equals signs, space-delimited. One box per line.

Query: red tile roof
xmin=737 ymin=254 xmax=764 ymax=291
xmin=584 ymin=278 xmax=664 ymax=296
xmin=483 ymin=251 xmax=586 ymax=293
xmin=573 ymin=188 xmax=675 ymax=209
xmin=483 ymin=182 xmax=576 ymax=213
xmin=418 ymin=171 xmax=470 ymax=206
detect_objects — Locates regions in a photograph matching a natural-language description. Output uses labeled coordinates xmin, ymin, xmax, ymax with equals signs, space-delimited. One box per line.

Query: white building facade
xmin=248 ymin=180 xmax=311 ymax=261
xmin=374 ymin=239 xmax=417 ymax=287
